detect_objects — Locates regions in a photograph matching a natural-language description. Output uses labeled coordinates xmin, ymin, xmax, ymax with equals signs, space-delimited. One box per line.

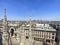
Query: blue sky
xmin=0 ymin=0 xmax=60 ymax=21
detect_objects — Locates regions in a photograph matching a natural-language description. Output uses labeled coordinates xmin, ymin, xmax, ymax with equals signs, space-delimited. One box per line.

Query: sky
xmin=0 ymin=0 xmax=60 ymax=21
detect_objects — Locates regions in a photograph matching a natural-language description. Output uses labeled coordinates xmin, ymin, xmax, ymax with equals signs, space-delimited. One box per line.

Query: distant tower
xmin=2 ymin=8 xmax=9 ymax=45
xmin=29 ymin=16 xmax=34 ymax=45
xmin=29 ymin=16 xmax=32 ymax=40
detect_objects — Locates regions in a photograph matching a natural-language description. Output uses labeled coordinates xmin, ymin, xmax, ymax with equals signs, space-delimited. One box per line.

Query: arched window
xmin=11 ymin=29 xmax=14 ymax=36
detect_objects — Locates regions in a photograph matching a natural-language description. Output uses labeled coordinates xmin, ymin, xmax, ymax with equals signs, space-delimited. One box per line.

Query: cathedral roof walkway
xmin=11 ymin=37 xmax=19 ymax=45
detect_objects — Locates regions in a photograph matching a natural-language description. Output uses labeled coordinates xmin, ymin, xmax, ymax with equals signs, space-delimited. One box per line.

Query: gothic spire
xmin=4 ymin=8 xmax=7 ymax=21
xmin=4 ymin=8 xmax=6 ymax=16
xmin=2 ymin=8 xmax=8 ymax=45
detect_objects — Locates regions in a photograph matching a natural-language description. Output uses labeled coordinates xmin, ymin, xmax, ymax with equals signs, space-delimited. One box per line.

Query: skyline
xmin=0 ymin=0 xmax=60 ymax=21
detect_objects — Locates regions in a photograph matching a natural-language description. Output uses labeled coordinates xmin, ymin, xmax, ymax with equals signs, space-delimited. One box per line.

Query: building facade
xmin=24 ymin=24 xmax=56 ymax=45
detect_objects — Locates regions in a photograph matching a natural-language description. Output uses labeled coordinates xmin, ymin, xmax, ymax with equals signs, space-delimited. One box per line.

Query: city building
xmin=24 ymin=23 xmax=56 ymax=45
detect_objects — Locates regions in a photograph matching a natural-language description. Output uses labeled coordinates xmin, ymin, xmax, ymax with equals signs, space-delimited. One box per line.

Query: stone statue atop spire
xmin=4 ymin=8 xmax=6 ymax=15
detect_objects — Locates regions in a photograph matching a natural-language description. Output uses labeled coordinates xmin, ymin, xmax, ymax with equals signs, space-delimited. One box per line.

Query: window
xmin=52 ymin=36 xmax=54 ymax=39
xmin=26 ymin=36 xmax=29 ymax=39
xmin=52 ymin=33 xmax=54 ymax=35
